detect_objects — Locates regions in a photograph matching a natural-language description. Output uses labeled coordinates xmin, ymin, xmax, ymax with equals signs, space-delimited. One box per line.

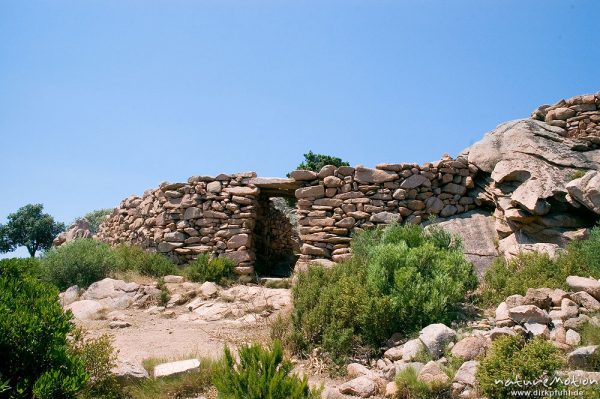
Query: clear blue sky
xmin=1 ymin=1 xmax=599 ymax=257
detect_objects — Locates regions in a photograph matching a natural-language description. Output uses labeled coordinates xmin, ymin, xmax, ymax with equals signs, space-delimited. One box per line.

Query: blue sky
xmin=1 ymin=0 xmax=599 ymax=257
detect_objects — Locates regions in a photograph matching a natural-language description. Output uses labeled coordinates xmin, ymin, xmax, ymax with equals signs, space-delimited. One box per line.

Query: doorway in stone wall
xmin=250 ymin=178 xmax=300 ymax=277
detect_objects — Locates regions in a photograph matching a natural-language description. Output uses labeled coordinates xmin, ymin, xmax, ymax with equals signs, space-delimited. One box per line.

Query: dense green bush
xmin=213 ymin=341 xmax=317 ymax=399
xmin=287 ymin=223 xmax=477 ymax=363
xmin=480 ymin=225 xmax=600 ymax=307
xmin=42 ymin=238 xmax=116 ymax=290
xmin=0 ymin=258 xmax=88 ymax=398
xmin=113 ymin=244 xmax=178 ymax=278
xmin=185 ymin=254 xmax=235 ymax=285
xmin=477 ymin=336 xmax=564 ymax=398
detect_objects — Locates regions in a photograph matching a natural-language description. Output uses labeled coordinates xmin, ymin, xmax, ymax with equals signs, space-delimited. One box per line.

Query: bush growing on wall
xmin=287 ymin=223 xmax=477 ymax=363
xmin=42 ymin=238 xmax=116 ymax=290
xmin=0 ymin=258 xmax=88 ymax=398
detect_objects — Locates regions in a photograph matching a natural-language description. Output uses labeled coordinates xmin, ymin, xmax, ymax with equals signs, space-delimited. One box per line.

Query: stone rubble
xmin=329 ymin=274 xmax=600 ymax=398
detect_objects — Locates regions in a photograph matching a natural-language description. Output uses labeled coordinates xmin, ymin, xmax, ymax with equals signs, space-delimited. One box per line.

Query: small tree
xmin=0 ymin=204 xmax=65 ymax=257
xmin=295 ymin=150 xmax=350 ymax=172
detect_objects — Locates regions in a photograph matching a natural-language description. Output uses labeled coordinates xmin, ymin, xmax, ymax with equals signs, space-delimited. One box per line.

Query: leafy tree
xmin=295 ymin=150 xmax=350 ymax=172
xmin=76 ymin=209 xmax=112 ymax=234
xmin=0 ymin=204 xmax=65 ymax=257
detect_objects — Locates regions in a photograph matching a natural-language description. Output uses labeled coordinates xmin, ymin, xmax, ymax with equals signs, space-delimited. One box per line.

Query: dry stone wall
xmin=95 ymin=91 xmax=600 ymax=274
xmin=96 ymin=172 xmax=261 ymax=275
xmin=532 ymin=91 xmax=600 ymax=147
xmin=290 ymin=156 xmax=478 ymax=263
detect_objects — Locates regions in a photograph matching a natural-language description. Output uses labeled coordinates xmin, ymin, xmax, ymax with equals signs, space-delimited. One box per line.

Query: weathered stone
xmin=419 ymin=323 xmax=456 ymax=359
xmin=289 ymin=170 xmax=318 ymax=181
xmin=451 ymin=336 xmax=489 ymax=360
xmin=295 ymin=185 xmax=325 ymax=199
xmin=223 ymin=186 xmax=259 ymax=196
xmin=165 ymin=231 xmax=187 ymax=242
xmin=452 ymin=360 xmax=478 ymax=387
xmin=570 ymin=291 xmax=600 ymax=312
xmin=184 ymin=207 xmax=202 ymax=220
xmin=524 ymin=288 xmax=552 ymax=309
xmin=347 ymin=363 xmax=374 ymax=379
xmin=324 ymin=176 xmax=342 ymax=188
xmin=65 ymin=300 xmax=105 ymax=320
xmin=566 ymin=276 xmax=600 ymax=300
xmin=567 ymin=346 xmax=599 ymax=369
xmin=566 ymin=329 xmax=581 ymax=346
xmin=418 ymin=361 xmax=450 ymax=385
xmin=163 ymin=275 xmax=184 ymax=284
xmin=355 ymin=166 xmax=397 ymax=184
xmin=227 ymin=234 xmax=250 ymax=249
xmin=508 ymin=305 xmax=550 ymax=324
xmin=383 ymin=346 xmax=403 ymax=361
xmin=402 ymin=338 xmax=425 ymax=362
xmin=338 ymin=376 xmax=377 ymax=398
xmin=154 ymin=359 xmax=200 ymax=378
xmin=566 ymin=171 xmax=600 ymax=214
xmin=206 ymin=181 xmax=222 ymax=193
xmin=370 ymin=212 xmax=401 ymax=224
xmin=400 ymin=174 xmax=430 ymax=189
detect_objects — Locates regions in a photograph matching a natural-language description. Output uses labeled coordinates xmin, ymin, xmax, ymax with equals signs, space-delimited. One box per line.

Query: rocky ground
xmin=61 ymin=273 xmax=600 ymax=398
xmin=60 ymin=276 xmax=291 ymax=380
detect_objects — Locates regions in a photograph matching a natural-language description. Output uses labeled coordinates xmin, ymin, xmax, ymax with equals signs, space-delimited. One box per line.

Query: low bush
xmin=395 ymin=367 xmax=450 ymax=399
xmin=70 ymin=329 xmax=124 ymax=399
xmin=156 ymin=278 xmax=170 ymax=307
xmin=287 ymin=223 xmax=477 ymax=364
xmin=477 ymin=336 xmax=564 ymax=398
xmin=185 ymin=254 xmax=235 ymax=285
xmin=42 ymin=238 xmax=116 ymax=290
xmin=0 ymin=258 xmax=88 ymax=398
xmin=213 ymin=341 xmax=317 ymax=399
xmin=480 ymin=225 xmax=600 ymax=307
xmin=113 ymin=244 xmax=178 ymax=278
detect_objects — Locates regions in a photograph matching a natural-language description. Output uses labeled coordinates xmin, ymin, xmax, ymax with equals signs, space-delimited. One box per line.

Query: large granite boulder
xmin=53 ymin=218 xmax=93 ymax=247
xmin=466 ymin=118 xmax=600 ymax=256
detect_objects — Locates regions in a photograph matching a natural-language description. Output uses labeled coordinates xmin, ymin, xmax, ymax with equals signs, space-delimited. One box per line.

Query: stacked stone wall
xmin=96 ymin=172 xmax=260 ymax=275
xmin=290 ymin=156 xmax=478 ymax=263
xmin=532 ymin=91 xmax=600 ymax=147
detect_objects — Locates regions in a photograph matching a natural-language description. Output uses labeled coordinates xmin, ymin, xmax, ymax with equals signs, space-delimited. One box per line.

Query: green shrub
xmin=568 ymin=225 xmax=600 ymax=276
xmin=185 ymin=254 xmax=235 ymax=284
xmin=0 ymin=257 xmax=44 ymax=280
xmin=156 ymin=278 xmax=170 ymax=307
xmin=287 ymin=223 xmax=476 ymax=364
xmin=477 ymin=336 xmax=564 ymax=398
xmin=113 ymin=244 xmax=178 ymax=278
xmin=70 ymin=329 xmax=124 ymax=399
xmin=213 ymin=341 xmax=317 ymax=399
xmin=480 ymin=226 xmax=600 ymax=307
xmin=42 ymin=238 xmax=116 ymax=290
xmin=395 ymin=367 xmax=450 ymax=399
xmin=0 ymin=259 xmax=88 ymax=398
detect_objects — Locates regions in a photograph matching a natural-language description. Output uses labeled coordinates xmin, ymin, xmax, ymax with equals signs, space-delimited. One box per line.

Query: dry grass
xmin=111 ymin=270 xmax=156 ymax=285
xmin=123 ymin=354 xmax=219 ymax=399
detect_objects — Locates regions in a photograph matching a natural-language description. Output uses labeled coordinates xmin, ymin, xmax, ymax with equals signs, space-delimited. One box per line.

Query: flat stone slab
xmin=154 ymin=358 xmax=200 ymax=378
